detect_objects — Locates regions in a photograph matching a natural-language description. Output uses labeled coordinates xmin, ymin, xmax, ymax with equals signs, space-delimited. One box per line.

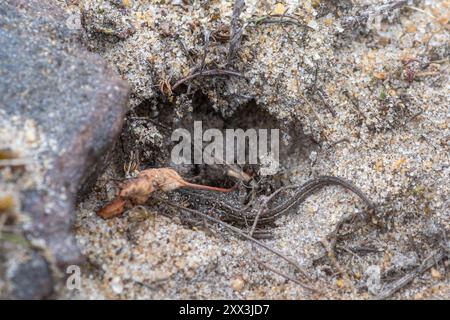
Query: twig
xmin=327 ymin=138 xmax=351 ymax=150
xmin=172 ymin=69 xmax=245 ymax=91
xmin=321 ymin=238 xmax=356 ymax=294
xmin=199 ymin=30 xmax=211 ymax=74
xmin=375 ymin=249 xmax=448 ymax=300
xmin=249 ymin=185 xmax=297 ymax=236
xmin=342 ymin=90 xmax=367 ymax=120
xmin=186 ymin=30 xmax=212 ymax=94
xmin=414 ymin=71 xmax=440 ymax=78
xmin=247 ymin=14 xmax=303 ymax=27
xmin=405 ymin=6 xmax=438 ymax=20
xmin=327 ymin=213 xmax=362 ymax=252
xmin=342 ymin=1 xmax=408 ymax=30
xmin=338 ymin=245 xmax=383 ymax=255
xmin=157 ymin=197 xmax=317 ymax=289
xmin=298 ymin=89 xmax=327 ymax=133
xmin=254 ymin=256 xmax=319 ymax=293
xmin=313 ymin=210 xmax=372 ymax=266
xmin=316 ymin=89 xmax=337 ymax=117
xmin=176 ymin=37 xmax=194 ymax=63
xmin=227 ymin=0 xmax=245 ymax=65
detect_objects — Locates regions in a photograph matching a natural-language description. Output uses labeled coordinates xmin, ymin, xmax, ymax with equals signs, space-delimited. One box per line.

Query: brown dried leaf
xmin=97 ymin=168 xmax=234 ymax=219
xmin=97 ymin=198 xmax=127 ymax=219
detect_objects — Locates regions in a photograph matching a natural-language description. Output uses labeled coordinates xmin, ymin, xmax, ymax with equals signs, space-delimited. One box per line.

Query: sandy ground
xmin=61 ymin=0 xmax=449 ymax=299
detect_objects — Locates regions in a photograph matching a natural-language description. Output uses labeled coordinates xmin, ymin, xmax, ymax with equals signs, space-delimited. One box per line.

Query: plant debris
xmin=97 ymin=168 xmax=235 ymax=219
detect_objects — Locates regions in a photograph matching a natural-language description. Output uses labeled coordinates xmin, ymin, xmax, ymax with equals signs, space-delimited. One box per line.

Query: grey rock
xmin=0 ymin=0 xmax=129 ymax=298
xmin=9 ymin=252 xmax=53 ymax=300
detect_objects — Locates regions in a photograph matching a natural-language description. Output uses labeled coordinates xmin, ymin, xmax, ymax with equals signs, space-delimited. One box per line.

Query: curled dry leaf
xmin=97 ymin=198 xmax=127 ymax=219
xmin=97 ymin=168 xmax=234 ymax=219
